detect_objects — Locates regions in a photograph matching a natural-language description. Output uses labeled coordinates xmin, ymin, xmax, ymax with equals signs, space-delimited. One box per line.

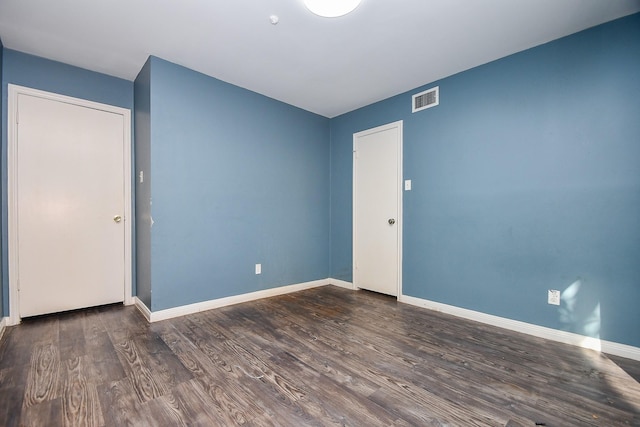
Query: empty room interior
xmin=0 ymin=0 xmax=639 ymax=425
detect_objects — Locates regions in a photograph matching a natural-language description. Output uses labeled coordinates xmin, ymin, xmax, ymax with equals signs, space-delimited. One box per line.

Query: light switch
xmin=404 ymin=179 xmax=412 ymax=191
xmin=139 ymin=171 xmax=144 ymax=183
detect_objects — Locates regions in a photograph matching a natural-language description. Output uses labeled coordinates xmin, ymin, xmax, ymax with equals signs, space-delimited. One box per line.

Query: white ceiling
xmin=1 ymin=0 xmax=639 ymax=118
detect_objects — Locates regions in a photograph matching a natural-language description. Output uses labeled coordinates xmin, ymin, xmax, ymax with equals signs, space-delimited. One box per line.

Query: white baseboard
xmin=0 ymin=317 xmax=7 ymax=342
xmin=327 ymin=278 xmax=355 ymax=290
xmin=399 ymin=294 xmax=640 ymax=361
xmin=133 ymin=297 xmax=152 ymax=322
xmin=0 ymin=316 xmax=11 ymax=343
xmin=134 ymin=279 xmax=330 ymax=323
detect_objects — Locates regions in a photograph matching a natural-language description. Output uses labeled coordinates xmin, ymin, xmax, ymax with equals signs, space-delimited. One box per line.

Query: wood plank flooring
xmin=0 ymin=285 xmax=638 ymax=426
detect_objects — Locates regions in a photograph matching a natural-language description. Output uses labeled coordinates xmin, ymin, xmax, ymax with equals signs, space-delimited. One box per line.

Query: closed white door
xmin=353 ymin=121 xmax=402 ymax=296
xmin=15 ymin=93 xmax=126 ymax=317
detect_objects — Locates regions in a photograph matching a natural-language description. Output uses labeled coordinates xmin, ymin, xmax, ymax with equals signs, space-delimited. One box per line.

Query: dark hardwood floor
xmin=0 ymin=285 xmax=638 ymax=426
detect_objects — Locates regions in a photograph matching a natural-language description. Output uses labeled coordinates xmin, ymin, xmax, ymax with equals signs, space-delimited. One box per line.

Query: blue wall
xmin=134 ymin=58 xmax=152 ymax=308
xmin=330 ymin=13 xmax=640 ymax=347
xmin=1 ymin=50 xmax=134 ymax=315
xmin=0 ymin=38 xmax=4 ymax=318
xmin=143 ymin=57 xmax=330 ymax=311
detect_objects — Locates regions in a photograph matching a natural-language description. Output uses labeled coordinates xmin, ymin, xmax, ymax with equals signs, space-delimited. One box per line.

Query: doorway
xmin=8 ymin=85 xmax=132 ymax=323
xmin=353 ymin=121 xmax=403 ymax=296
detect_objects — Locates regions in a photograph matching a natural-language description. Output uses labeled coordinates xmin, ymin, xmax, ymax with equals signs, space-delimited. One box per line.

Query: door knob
xmin=113 ymin=215 xmax=122 ymax=223
xmin=388 ymin=218 xmax=396 ymax=225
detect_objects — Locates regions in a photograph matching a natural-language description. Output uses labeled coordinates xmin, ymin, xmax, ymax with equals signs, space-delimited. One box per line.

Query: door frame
xmin=352 ymin=120 xmax=403 ymax=297
xmin=7 ymin=84 xmax=133 ymax=325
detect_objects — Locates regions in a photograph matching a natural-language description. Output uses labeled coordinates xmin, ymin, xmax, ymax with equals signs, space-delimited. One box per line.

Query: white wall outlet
xmin=548 ymin=289 xmax=560 ymax=305
xmin=404 ymin=179 xmax=412 ymax=191
xmin=255 ymin=263 xmax=261 ymax=275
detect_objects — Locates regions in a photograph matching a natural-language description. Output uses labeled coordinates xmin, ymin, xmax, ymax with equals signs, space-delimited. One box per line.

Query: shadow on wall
xmin=559 ymin=279 xmax=601 ymax=350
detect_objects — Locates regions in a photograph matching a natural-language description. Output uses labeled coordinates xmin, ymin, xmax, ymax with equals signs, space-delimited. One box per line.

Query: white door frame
xmin=352 ymin=120 xmax=403 ymax=297
xmin=7 ymin=84 xmax=133 ymax=325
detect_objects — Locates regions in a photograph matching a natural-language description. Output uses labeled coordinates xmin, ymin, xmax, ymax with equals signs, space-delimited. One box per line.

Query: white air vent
xmin=412 ymin=86 xmax=439 ymax=113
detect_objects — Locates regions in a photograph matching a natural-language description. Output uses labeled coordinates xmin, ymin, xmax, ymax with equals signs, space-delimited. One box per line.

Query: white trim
xmin=328 ymin=278 xmax=355 ymax=290
xmin=0 ymin=317 xmax=7 ymax=342
xmin=352 ymin=120 xmax=403 ymax=298
xmin=7 ymin=84 xmax=133 ymax=325
xmin=134 ymin=297 xmax=152 ymax=322
xmin=399 ymin=294 xmax=640 ymax=361
xmin=135 ymin=279 xmax=330 ymax=323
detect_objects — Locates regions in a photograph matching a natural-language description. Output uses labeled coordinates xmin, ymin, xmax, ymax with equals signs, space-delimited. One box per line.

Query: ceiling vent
xmin=412 ymin=86 xmax=439 ymax=113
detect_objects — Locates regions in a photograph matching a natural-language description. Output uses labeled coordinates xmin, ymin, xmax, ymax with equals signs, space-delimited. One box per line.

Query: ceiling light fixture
xmin=304 ymin=0 xmax=362 ymax=18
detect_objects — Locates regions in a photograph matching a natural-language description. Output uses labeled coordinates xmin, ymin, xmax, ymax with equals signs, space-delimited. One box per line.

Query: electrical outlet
xmin=255 ymin=264 xmax=261 ymax=275
xmin=548 ymin=289 xmax=560 ymax=305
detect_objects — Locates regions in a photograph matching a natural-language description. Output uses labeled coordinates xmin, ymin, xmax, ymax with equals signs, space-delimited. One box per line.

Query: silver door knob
xmin=113 ymin=215 xmax=122 ymax=223
xmin=388 ymin=218 xmax=396 ymax=225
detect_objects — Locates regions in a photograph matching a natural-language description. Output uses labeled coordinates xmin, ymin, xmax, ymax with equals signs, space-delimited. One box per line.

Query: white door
xmin=14 ymin=92 xmax=126 ymax=317
xmin=353 ymin=121 xmax=402 ymax=296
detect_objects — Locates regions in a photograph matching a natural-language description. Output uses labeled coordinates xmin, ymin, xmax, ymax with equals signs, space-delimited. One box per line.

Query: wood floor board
xmin=60 ymin=356 xmax=104 ymax=427
xmin=610 ymin=354 xmax=640 ymax=383
xmin=315 ymin=291 xmax=608 ymax=391
xmin=23 ymin=341 xmax=61 ymax=407
xmin=80 ymin=307 xmax=110 ymax=340
xmin=131 ymin=333 xmax=194 ymax=389
xmin=101 ymin=304 xmax=151 ymax=344
xmin=244 ymin=290 xmax=580 ymax=424
xmin=145 ymin=379 xmax=226 ymax=427
xmin=232 ymin=302 xmax=432 ymax=406
xmin=228 ymin=295 xmax=534 ymax=426
xmin=0 ymin=318 xmax=58 ymax=371
xmin=277 ymin=325 xmax=387 ymax=396
xmin=0 ymin=364 xmax=29 ymax=391
xmin=222 ymin=338 xmax=309 ymax=403
xmin=83 ymin=332 xmax=128 ymax=384
xmin=112 ymin=339 xmax=169 ymax=403
xmin=296 ymin=296 xmax=592 ymax=426
xmin=208 ymin=310 xmax=398 ymax=426
xmin=322 ymin=289 xmax=640 ymax=424
xmin=225 ymin=318 xmax=400 ymax=425
xmin=365 ymin=349 xmax=521 ymax=425
xmin=224 ymin=308 xmax=384 ymax=397
xmin=16 ymin=314 xmax=61 ymax=341
xmin=368 ymin=383 xmax=507 ymax=427
xmin=1 ymin=285 xmax=638 ymax=426
xmin=159 ymin=346 xmax=253 ymax=424
xmin=158 ymin=318 xmax=314 ymax=424
xmin=97 ymin=377 xmax=158 ymax=427
xmin=264 ymin=290 xmax=636 ymax=426
xmin=0 ymin=383 xmax=24 ymax=427
xmin=58 ymin=311 xmax=88 ymax=361
xmin=20 ymin=395 xmax=63 ymax=427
